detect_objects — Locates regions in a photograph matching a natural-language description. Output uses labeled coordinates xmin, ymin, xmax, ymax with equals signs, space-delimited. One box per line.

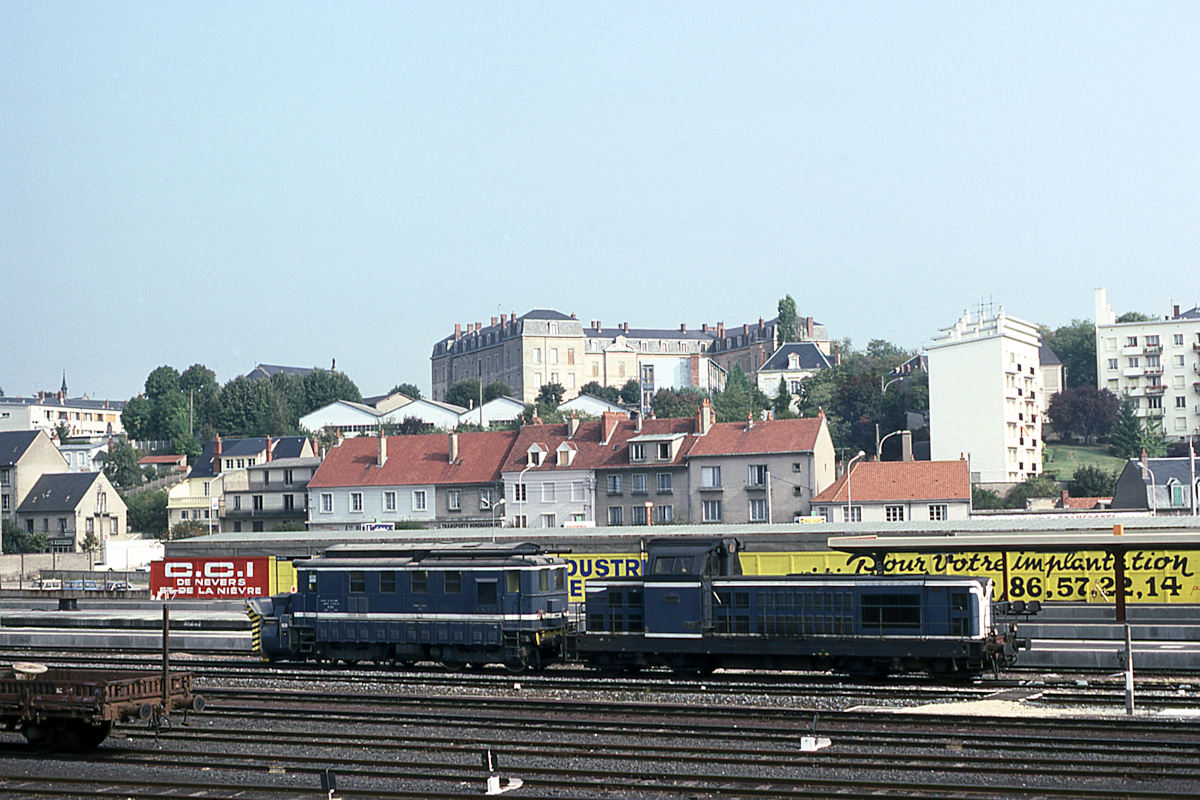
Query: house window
xmin=747 ymin=464 xmax=767 ymax=487
xmin=528 ymin=449 xmax=542 ymax=467
xmin=514 ymin=484 xmax=527 ymax=502
xmin=1148 ymin=396 xmax=1162 ymax=409
xmin=1146 ymin=335 xmax=1160 ymax=346
xmin=1174 ymin=334 xmax=1184 ymax=346
xmin=0 ymin=468 xmax=9 ymax=486
xmin=413 ymin=490 xmax=427 ymax=511
xmin=480 ymin=488 xmax=494 ymax=509
xmin=792 ymin=462 xmax=803 ymax=473
xmin=58 ymin=518 xmax=67 ymax=533
xmin=1127 ymin=357 xmax=1139 ymax=368
xmin=86 ymin=517 xmax=94 ymax=534
xmin=656 ymin=473 xmax=672 ymax=493
xmin=351 ymin=492 xmax=363 ymax=512
xmin=631 ymin=505 xmax=647 ymax=525
xmin=110 ymin=518 xmax=117 ymax=535
xmin=181 ymin=510 xmax=188 ymax=521
xmin=225 ymin=459 xmax=234 ymax=470
xmin=263 ymin=471 xmax=271 ymax=486
xmin=448 ymin=490 xmax=461 ymax=511
xmin=533 ymin=347 xmax=542 ymax=363
xmin=630 ymin=443 xmax=646 ymax=461
xmin=513 ymin=515 xmax=527 ymax=528
xmin=843 ymin=506 xmax=861 ymax=523
xmin=0 ymin=495 xmax=7 ymax=512
xmin=631 ymin=474 xmax=647 ymax=495
xmin=701 ymin=466 xmax=721 ymax=488
xmin=657 ymin=442 xmax=671 ymax=460
xmin=608 ymin=506 xmax=624 ymax=525
xmin=929 ymin=504 xmax=948 ymax=521
xmin=550 ymin=348 xmax=558 ymax=365
xmin=253 ymin=495 xmax=263 ymax=511
xmin=233 ymin=496 xmax=242 ymax=510
xmin=540 ymin=513 xmax=556 ymax=528
xmin=702 ymin=499 xmax=722 ymax=522
xmin=236 ymin=459 xmax=245 ymax=469
xmin=571 ymin=481 xmax=584 ymax=501
xmin=1177 ymin=396 xmax=1188 ymax=408
xmin=749 ymin=498 xmax=768 ymax=522
xmin=885 ymin=505 xmax=905 ymax=522
xmin=1107 ymin=358 xmax=1118 ymax=370
xmin=284 ymin=469 xmax=294 ymax=485
xmin=283 ymin=494 xmax=295 ymax=511
xmin=384 ymin=491 xmax=396 ymax=511
xmin=1126 ymin=336 xmax=1138 ymax=347
xmin=606 ymin=475 xmax=622 ymax=495
xmin=655 ymin=504 xmax=673 ymax=523
xmin=321 ymin=493 xmax=333 ymax=513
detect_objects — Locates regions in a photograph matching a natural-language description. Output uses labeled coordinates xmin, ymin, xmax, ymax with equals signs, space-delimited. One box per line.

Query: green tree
xmin=217 ymin=376 xmax=276 ymax=436
xmin=144 ymin=365 xmax=181 ymax=401
xmin=713 ymin=364 xmax=753 ymax=423
xmin=1043 ymin=319 xmax=1096 ymax=389
xmin=273 ymin=520 xmax=308 ymax=532
xmin=1068 ymin=466 xmax=1117 ymax=498
xmin=390 ymin=383 xmax=422 ymax=400
xmin=1107 ymin=395 xmax=1144 ymax=458
xmin=124 ymin=489 xmax=168 ymax=536
xmin=169 ymin=521 xmax=209 ymax=540
xmin=180 ymin=363 xmax=222 ymax=435
xmin=303 ymin=369 xmax=362 ymax=412
xmin=2 ymin=519 xmax=47 ymax=553
xmin=971 ymin=486 xmax=1004 ymax=510
xmin=1116 ymin=311 xmax=1154 ymax=323
xmin=1141 ymin=415 xmax=1168 ymax=457
xmin=776 ymin=295 xmax=798 ymax=346
xmin=483 ymin=382 xmax=511 ymax=402
xmin=651 ymin=387 xmax=706 ymax=418
xmin=445 ymin=379 xmax=481 ymax=410
xmin=103 ymin=439 xmax=144 ymax=489
xmin=580 ymin=381 xmax=620 ymax=404
xmin=53 ymin=421 xmax=71 ymax=442
xmin=80 ymin=529 xmax=102 ymax=561
xmin=536 ymin=383 xmax=565 ymax=407
xmin=1004 ymin=475 xmax=1061 ymax=509
xmin=619 ymin=379 xmax=641 ymax=405
xmin=773 ymin=378 xmax=796 ymax=419
xmin=120 ymin=395 xmax=153 ymax=441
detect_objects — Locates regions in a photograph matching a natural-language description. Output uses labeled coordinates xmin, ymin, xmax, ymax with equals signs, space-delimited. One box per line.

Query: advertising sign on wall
xmin=150 ymin=557 xmax=272 ymax=599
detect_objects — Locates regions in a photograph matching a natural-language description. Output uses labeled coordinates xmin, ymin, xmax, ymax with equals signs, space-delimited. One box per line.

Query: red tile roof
xmin=812 ymin=460 xmax=970 ymax=503
xmin=502 ymin=417 xmax=698 ymax=473
xmin=1060 ymin=496 xmax=1111 ymax=509
xmin=139 ymin=454 xmax=186 ymax=465
xmin=687 ymin=418 xmax=825 ymax=457
xmin=308 ymin=430 xmax=519 ymax=488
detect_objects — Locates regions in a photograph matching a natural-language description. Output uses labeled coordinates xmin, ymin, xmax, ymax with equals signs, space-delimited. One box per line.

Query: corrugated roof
xmin=812 ymin=460 xmax=970 ymax=503
xmin=308 ymin=430 xmax=520 ymax=488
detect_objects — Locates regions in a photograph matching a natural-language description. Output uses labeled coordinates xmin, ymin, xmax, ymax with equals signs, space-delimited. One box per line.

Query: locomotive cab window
xmin=554 ymin=568 xmax=566 ymax=590
xmin=477 ymin=580 xmax=497 ymax=605
xmin=305 ymin=571 xmax=316 ymax=593
xmin=349 ymin=571 xmax=366 ymax=593
xmin=538 ymin=569 xmax=550 ymax=593
xmin=506 ymin=570 xmax=520 ymax=593
xmin=652 ymin=555 xmax=694 ymax=574
xmin=445 ymin=570 xmax=462 ymax=594
xmin=411 ymin=570 xmax=428 ymax=593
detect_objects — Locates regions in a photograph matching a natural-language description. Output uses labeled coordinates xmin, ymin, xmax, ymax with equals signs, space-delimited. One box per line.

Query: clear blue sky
xmin=4 ymin=3 xmax=1198 ymax=401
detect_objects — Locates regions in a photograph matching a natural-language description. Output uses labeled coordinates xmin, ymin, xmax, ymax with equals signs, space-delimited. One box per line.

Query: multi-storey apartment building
xmin=1094 ymin=288 xmax=1200 ymax=439
xmin=0 ymin=385 xmax=124 ymax=439
xmin=927 ymin=307 xmax=1044 ymax=484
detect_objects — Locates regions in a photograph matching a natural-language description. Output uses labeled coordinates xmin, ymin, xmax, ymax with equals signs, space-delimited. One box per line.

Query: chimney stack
xmin=680 ymin=323 xmax=687 ymax=333
xmin=454 ymin=323 xmax=462 ymax=340
xmin=601 ymin=411 xmax=621 ymax=444
xmin=746 ymin=411 xmax=753 ymax=431
xmin=264 ymin=435 xmax=273 ymax=462
xmin=568 ymin=414 xmax=579 ymax=438
xmin=622 ymin=322 xmax=629 ymax=333
xmin=491 ymin=316 xmax=498 ymax=327
xmin=1173 ymin=304 xmax=1181 ymax=318
xmin=901 ymin=430 xmax=913 ymax=462
xmin=213 ymin=435 xmax=223 ymax=474
xmin=702 ymin=323 xmax=709 ymax=333
xmin=697 ymin=398 xmax=714 ymax=435
xmin=635 ymin=410 xmax=643 ymax=432
xmin=449 ymin=432 xmax=459 ymax=463
xmin=378 ymin=431 xmax=387 ymax=468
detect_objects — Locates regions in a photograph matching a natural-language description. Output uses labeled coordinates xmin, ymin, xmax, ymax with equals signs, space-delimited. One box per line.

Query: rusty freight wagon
xmin=0 ymin=663 xmax=203 ymax=750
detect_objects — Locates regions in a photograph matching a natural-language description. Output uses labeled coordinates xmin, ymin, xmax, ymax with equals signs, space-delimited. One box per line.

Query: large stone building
xmin=927 ymin=307 xmax=1044 ymax=485
xmin=1094 ymin=288 xmax=1200 ymax=440
xmin=431 ymin=308 xmax=829 ymax=406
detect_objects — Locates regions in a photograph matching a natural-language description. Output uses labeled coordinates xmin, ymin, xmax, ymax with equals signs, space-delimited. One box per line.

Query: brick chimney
xmin=746 ymin=411 xmax=753 ymax=431
xmin=702 ymin=323 xmax=709 ymax=333
xmin=213 ymin=435 xmax=223 ymax=474
xmin=264 ymin=435 xmax=273 ymax=462
xmin=717 ymin=322 xmax=725 ymax=338
xmin=449 ymin=432 xmax=459 ymax=463
xmin=622 ymin=322 xmax=629 ymax=333
xmin=454 ymin=323 xmax=462 ymax=340
xmin=680 ymin=323 xmax=687 ymax=333
xmin=697 ymin=398 xmax=714 ymax=435
xmin=491 ymin=316 xmax=498 ymax=327
xmin=1173 ymin=304 xmax=1181 ymax=318
xmin=601 ymin=411 xmax=621 ymax=444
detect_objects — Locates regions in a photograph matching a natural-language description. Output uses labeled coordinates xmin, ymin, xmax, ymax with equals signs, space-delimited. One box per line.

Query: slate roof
xmin=0 ymin=431 xmax=41 ymax=465
xmin=758 ymin=343 xmax=833 ymax=372
xmin=0 ymin=396 xmax=125 ymax=411
xmin=1038 ymin=339 xmax=1061 ymax=366
xmin=1177 ymin=306 xmax=1200 ymax=319
xmin=1117 ymin=458 xmax=1197 ymax=486
xmin=812 ymin=460 xmax=970 ymax=504
xmin=17 ymin=472 xmax=103 ymax=513
xmin=308 ymin=430 xmax=520 ymax=488
xmin=188 ymin=436 xmax=312 ymax=479
xmin=688 ymin=418 xmax=825 ymax=457
xmin=502 ymin=417 xmax=698 ymax=474
xmin=243 ymin=364 xmax=315 ymax=380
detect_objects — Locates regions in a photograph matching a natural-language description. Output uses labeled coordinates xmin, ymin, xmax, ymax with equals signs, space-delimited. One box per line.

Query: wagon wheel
xmin=65 ymin=721 xmax=112 ymax=752
xmin=20 ymin=721 xmax=56 ymax=750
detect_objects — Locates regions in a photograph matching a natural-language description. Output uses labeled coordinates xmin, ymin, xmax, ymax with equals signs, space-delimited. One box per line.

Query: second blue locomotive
xmin=248 ymin=537 xmax=1025 ymax=676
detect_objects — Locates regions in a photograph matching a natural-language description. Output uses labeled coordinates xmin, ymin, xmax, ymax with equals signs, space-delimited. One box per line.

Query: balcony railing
xmin=1143 ymin=344 xmax=1162 ymax=354
xmin=223 ymin=507 xmax=306 ymax=520
xmin=1146 ymin=384 xmax=1166 ymax=394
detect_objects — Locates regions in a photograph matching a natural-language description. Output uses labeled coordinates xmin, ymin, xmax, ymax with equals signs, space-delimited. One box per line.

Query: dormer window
xmin=556 ymin=442 xmax=577 ymax=466
xmin=630 ymin=443 xmax=646 ymax=461
xmin=527 ymin=444 xmax=547 ymax=466
xmin=788 ymin=353 xmax=800 ymax=369
xmin=657 ymin=442 xmax=672 ymax=460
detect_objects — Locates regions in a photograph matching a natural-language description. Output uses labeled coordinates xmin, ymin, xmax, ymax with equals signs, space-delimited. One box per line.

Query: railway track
xmin=0 ymin=683 xmax=1196 ymax=799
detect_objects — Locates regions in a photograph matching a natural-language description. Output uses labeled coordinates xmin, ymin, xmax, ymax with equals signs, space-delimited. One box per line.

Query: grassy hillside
xmin=1042 ymin=444 xmax=1126 ymax=483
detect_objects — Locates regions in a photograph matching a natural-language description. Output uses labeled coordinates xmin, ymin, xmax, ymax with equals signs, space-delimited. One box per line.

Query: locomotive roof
xmin=297 ymin=541 xmax=565 ymax=569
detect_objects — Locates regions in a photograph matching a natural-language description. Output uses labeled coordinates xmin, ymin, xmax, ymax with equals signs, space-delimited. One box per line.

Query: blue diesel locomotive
xmin=248 ymin=538 xmax=1025 ymax=676
xmin=247 ymin=542 xmax=568 ymax=671
xmin=578 ymin=538 xmax=1022 ymax=675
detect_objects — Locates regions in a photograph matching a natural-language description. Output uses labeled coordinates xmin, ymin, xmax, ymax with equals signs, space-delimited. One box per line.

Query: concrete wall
xmin=0 ymin=551 xmax=91 ymax=585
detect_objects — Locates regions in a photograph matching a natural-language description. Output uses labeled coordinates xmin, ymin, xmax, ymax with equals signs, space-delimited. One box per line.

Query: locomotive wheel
xmin=443 ymin=661 xmax=464 ymax=672
xmin=503 ymin=661 xmax=528 ymax=675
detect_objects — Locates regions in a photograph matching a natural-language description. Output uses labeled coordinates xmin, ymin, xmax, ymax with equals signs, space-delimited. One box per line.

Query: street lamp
xmin=876 ymin=429 xmax=906 ymax=460
xmin=491 ymin=497 xmax=506 ymax=542
xmin=881 ymin=375 xmax=906 ymax=393
xmin=844 ymin=450 xmax=865 ymax=523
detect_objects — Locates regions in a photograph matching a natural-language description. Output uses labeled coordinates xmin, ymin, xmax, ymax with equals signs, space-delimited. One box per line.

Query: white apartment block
xmin=927 ymin=307 xmax=1044 ymax=484
xmin=1094 ymin=288 xmax=1200 ymax=439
